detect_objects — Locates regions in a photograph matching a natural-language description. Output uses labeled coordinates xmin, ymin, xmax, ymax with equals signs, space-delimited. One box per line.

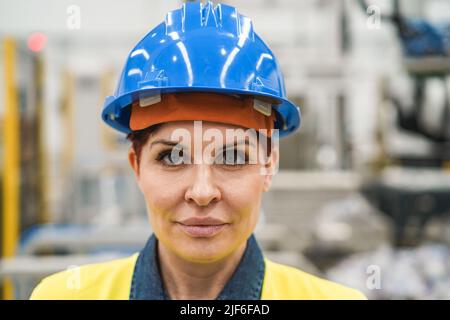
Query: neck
xmin=157 ymin=240 xmax=247 ymax=300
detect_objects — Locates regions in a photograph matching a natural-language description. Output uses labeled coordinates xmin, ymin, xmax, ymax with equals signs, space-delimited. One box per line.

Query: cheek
xmin=137 ymin=167 xmax=187 ymax=221
xmin=217 ymin=170 xmax=265 ymax=231
xmin=221 ymin=169 xmax=265 ymax=210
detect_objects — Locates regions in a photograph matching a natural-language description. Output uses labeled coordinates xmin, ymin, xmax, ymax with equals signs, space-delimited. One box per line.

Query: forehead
xmin=150 ymin=121 xmax=257 ymax=140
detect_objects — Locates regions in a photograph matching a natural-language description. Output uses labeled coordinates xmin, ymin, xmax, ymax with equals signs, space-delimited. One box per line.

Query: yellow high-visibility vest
xmin=30 ymin=254 xmax=366 ymax=300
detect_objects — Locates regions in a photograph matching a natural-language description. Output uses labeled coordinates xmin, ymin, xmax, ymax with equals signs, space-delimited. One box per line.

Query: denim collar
xmin=129 ymin=233 xmax=265 ymax=300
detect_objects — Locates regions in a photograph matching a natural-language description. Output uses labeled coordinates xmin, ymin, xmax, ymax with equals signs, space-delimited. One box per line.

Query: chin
xmin=174 ymin=231 xmax=236 ymax=263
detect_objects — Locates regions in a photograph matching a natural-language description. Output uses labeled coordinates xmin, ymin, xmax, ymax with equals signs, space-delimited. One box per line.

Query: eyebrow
xmin=223 ymin=139 xmax=255 ymax=149
xmin=149 ymin=138 xmax=255 ymax=149
xmin=149 ymin=139 xmax=181 ymax=148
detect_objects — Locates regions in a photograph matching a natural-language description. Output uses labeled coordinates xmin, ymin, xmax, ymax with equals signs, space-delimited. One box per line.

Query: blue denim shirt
xmin=129 ymin=233 xmax=265 ymax=300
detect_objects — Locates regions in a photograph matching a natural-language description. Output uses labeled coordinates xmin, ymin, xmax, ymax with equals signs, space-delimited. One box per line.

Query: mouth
xmin=176 ymin=217 xmax=229 ymax=237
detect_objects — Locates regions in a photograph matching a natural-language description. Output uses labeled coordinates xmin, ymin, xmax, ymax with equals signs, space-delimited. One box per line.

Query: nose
xmin=185 ymin=164 xmax=221 ymax=206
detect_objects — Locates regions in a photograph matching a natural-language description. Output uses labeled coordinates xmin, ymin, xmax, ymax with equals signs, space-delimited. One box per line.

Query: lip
xmin=179 ymin=217 xmax=227 ymax=226
xmin=177 ymin=217 xmax=229 ymax=237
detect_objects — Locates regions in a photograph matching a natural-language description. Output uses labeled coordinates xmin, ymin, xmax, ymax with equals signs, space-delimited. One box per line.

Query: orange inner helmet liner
xmin=129 ymin=92 xmax=276 ymax=137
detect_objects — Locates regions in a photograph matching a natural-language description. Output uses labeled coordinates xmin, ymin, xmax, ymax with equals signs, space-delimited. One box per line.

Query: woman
xmin=30 ymin=1 xmax=366 ymax=300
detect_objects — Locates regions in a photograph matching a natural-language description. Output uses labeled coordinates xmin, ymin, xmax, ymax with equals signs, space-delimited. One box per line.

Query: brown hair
xmin=126 ymin=124 xmax=162 ymax=167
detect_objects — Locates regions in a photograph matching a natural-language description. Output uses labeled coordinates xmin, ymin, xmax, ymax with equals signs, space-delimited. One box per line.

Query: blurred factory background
xmin=1 ymin=0 xmax=450 ymax=300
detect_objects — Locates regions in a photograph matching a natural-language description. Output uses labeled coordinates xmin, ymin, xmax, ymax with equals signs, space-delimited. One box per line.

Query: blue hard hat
xmin=101 ymin=1 xmax=301 ymax=138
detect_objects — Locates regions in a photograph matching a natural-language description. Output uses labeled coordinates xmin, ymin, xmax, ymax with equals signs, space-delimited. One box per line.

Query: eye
xmin=216 ymin=148 xmax=248 ymax=166
xmin=156 ymin=148 xmax=186 ymax=166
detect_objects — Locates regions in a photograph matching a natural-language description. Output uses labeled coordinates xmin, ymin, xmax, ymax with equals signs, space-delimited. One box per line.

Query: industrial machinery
xmin=358 ymin=0 xmax=450 ymax=246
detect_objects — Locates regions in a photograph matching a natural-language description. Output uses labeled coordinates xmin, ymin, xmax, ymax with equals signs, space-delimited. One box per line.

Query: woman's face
xmin=128 ymin=121 xmax=278 ymax=263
